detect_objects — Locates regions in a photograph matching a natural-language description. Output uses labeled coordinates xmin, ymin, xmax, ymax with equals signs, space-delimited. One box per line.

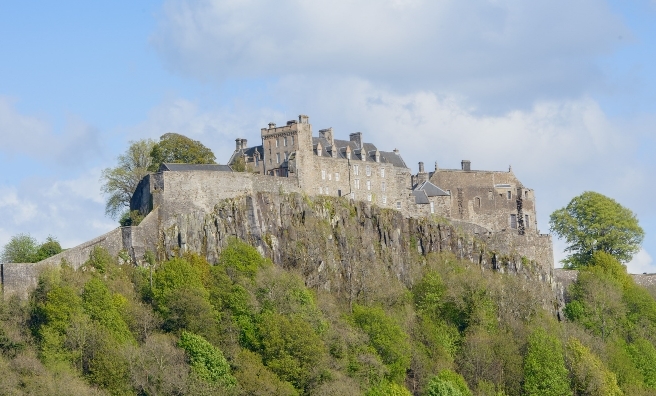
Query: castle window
xmin=366 ymin=180 xmax=371 ymax=190
xmin=396 ymin=201 xmax=401 ymax=209
xmin=355 ymin=179 xmax=360 ymax=189
xmin=276 ymin=153 xmax=280 ymax=164
xmin=525 ymin=191 xmax=528 ymax=198
xmin=475 ymin=197 xmax=481 ymax=207
xmin=510 ymin=214 xmax=517 ymax=229
xmin=291 ymin=136 xmax=295 ymax=145
xmin=284 ymin=137 xmax=288 ymax=146
xmin=382 ymin=196 xmax=387 ymax=204
xmin=276 ymin=138 xmax=279 ymax=148
xmin=366 ymin=166 xmax=371 ymax=176
xmin=488 ymin=190 xmax=493 ymax=200
xmin=381 ymin=168 xmax=385 ymax=178
xmin=507 ymin=191 xmax=512 ymax=200
xmin=367 ymin=194 xmax=372 ymax=202
xmin=350 ymin=192 xmax=355 ymax=199
xmin=284 ymin=151 xmax=288 ymax=161
xmin=321 ymin=170 xmax=326 ymax=180
xmin=335 ymin=173 xmax=340 ymax=181
xmin=354 ymin=165 xmax=359 ymax=175
xmin=328 ymin=173 xmax=332 ymax=181
xmin=381 ymin=182 xmax=386 ymax=192
xmin=525 ymin=215 xmax=530 ymax=228
xmin=325 ymin=187 xmax=329 ymax=195
xmin=319 ymin=187 xmax=323 ymax=194
xmin=430 ymin=202 xmax=435 ymax=214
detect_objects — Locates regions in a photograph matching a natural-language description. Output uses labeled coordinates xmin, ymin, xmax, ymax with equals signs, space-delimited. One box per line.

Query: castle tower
xmin=260 ymin=115 xmax=313 ymax=177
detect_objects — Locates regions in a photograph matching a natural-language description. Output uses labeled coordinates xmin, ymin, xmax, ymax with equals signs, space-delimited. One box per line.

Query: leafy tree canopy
xmin=148 ymin=133 xmax=216 ymax=172
xmin=549 ymin=191 xmax=644 ymax=267
xmin=101 ymin=139 xmax=155 ymax=219
xmin=1 ymin=234 xmax=62 ymax=263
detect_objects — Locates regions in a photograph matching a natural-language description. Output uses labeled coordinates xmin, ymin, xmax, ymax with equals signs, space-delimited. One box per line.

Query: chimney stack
xmin=461 ymin=160 xmax=471 ymax=171
xmin=235 ymin=138 xmax=243 ymax=150
xmin=419 ymin=162 xmax=425 ymax=173
xmin=349 ymin=132 xmax=363 ymax=149
xmin=268 ymin=122 xmax=276 ymax=129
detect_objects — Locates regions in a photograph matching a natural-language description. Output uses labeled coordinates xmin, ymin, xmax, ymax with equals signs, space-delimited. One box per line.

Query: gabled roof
xmin=159 ymin=163 xmax=233 ymax=172
xmin=415 ymin=181 xmax=450 ymax=197
xmin=228 ymin=145 xmax=264 ymax=165
xmin=412 ymin=190 xmax=430 ymax=204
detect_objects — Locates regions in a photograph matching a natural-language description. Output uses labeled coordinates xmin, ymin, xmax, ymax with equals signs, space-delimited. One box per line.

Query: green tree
xmin=549 ymin=191 xmax=644 ymax=267
xmin=1 ymin=233 xmax=38 ymax=263
xmin=34 ymin=236 xmax=62 ymax=261
xmin=101 ymin=138 xmax=155 ymax=219
xmin=523 ymin=328 xmax=571 ymax=396
xmin=178 ymin=331 xmax=236 ymax=388
xmin=566 ymin=338 xmax=623 ymax=396
xmin=148 ymin=132 xmax=216 ymax=172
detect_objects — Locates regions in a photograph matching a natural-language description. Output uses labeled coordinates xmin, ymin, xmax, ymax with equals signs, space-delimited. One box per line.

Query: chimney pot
xmin=461 ymin=160 xmax=471 ymax=171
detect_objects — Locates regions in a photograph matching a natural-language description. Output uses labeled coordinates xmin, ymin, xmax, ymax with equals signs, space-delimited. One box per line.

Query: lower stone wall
xmin=1 ymin=262 xmax=57 ymax=299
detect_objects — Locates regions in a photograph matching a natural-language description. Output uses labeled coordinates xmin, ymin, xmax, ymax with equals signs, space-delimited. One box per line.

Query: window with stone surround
xmin=366 ymin=180 xmax=371 ymax=190
xmin=381 ymin=168 xmax=385 ymax=178
xmin=396 ymin=201 xmax=401 ymax=209
xmin=355 ymin=179 xmax=360 ymax=189
xmin=328 ymin=173 xmax=332 ymax=181
xmin=381 ymin=182 xmax=386 ymax=192
xmin=321 ymin=170 xmax=326 ymax=180
xmin=507 ymin=191 xmax=512 ymax=199
xmin=366 ymin=165 xmax=371 ymax=176
xmin=335 ymin=172 xmax=340 ymax=181
xmin=382 ymin=196 xmax=387 ymax=204
xmin=325 ymin=187 xmax=329 ymax=195
xmin=276 ymin=138 xmax=279 ymax=148
xmin=291 ymin=136 xmax=295 ymax=145
xmin=510 ymin=214 xmax=517 ymax=229
xmin=430 ymin=202 xmax=435 ymax=214
xmin=525 ymin=214 xmax=530 ymax=228
xmin=367 ymin=194 xmax=372 ymax=202
xmin=354 ymin=164 xmax=359 ymax=175
xmin=276 ymin=153 xmax=280 ymax=164
xmin=284 ymin=137 xmax=287 ymax=146
xmin=319 ymin=187 xmax=323 ymax=194
xmin=350 ymin=192 xmax=355 ymax=199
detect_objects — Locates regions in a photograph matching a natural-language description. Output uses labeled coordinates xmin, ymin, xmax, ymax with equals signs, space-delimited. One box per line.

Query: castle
xmin=1 ymin=114 xmax=551 ymax=298
xmin=225 ymin=114 xmax=540 ymax=235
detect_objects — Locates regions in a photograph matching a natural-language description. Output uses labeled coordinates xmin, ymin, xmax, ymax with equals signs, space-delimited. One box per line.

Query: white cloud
xmin=627 ymin=248 xmax=656 ymax=274
xmin=0 ymin=97 xmax=103 ymax=168
xmin=152 ymin=0 xmax=630 ymax=110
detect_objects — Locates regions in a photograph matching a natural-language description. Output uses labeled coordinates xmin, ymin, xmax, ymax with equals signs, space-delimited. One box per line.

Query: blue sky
xmin=1 ymin=0 xmax=656 ymax=272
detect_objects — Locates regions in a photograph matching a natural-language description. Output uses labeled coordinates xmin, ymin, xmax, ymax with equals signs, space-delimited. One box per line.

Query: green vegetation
xmin=550 ymin=191 xmax=644 ymax=267
xmin=148 ymin=132 xmax=216 ymax=172
xmin=101 ymin=139 xmax=155 ymax=219
xmin=1 ymin=234 xmax=62 ymax=263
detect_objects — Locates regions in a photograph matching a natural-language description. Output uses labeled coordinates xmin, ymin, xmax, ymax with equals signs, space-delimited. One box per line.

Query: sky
xmin=1 ymin=0 xmax=656 ymax=272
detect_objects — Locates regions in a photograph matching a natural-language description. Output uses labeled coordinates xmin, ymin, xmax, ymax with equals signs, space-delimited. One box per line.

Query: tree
xmin=1 ymin=233 xmax=38 ymax=263
xmin=148 ymin=133 xmax=216 ymax=172
xmin=34 ymin=236 xmax=62 ymax=262
xmin=549 ymin=191 xmax=644 ymax=267
xmin=101 ymin=139 xmax=155 ymax=219
xmin=523 ymin=328 xmax=571 ymax=396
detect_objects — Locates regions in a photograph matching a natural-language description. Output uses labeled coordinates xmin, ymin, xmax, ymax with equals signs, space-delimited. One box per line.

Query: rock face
xmin=2 ymin=191 xmax=558 ymax=310
xmin=153 ymin=192 xmax=558 ymax=310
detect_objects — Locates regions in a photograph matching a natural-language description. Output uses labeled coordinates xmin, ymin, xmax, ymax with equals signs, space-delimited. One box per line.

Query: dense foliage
xmin=2 ymin=232 xmax=656 ymax=395
xmin=550 ymin=191 xmax=644 ymax=267
xmin=148 ymin=133 xmax=216 ymax=172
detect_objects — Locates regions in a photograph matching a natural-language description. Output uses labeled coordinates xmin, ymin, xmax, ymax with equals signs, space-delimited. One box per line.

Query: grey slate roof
xmin=159 ymin=163 xmax=233 ymax=172
xmin=412 ymin=190 xmax=430 ymax=204
xmin=228 ymin=145 xmax=263 ymax=165
xmin=312 ymin=137 xmax=408 ymax=168
xmin=415 ymin=181 xmax=450 ymax=197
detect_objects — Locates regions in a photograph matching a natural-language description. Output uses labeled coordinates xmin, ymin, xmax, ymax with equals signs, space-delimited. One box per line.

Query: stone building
xmin=229 ymin=114 xmax=541 ymax=235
